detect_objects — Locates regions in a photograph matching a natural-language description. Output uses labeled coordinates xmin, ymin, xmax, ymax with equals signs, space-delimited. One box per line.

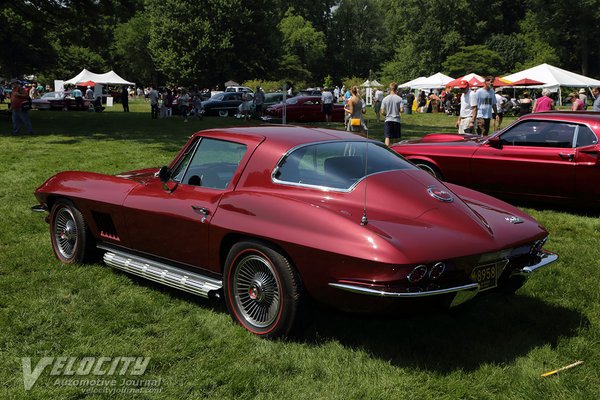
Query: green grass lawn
xmin=1 ymin=101 xmax=598 ymax=399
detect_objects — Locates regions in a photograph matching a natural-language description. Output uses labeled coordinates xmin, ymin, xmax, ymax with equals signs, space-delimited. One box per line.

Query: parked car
xmin=390 ymin=111 xmax=600 ymax=206
xmin=225 ymin=86 xmax=253 ymax=93
xmin=201 ymin=92 xmax=246 ymax=117
xmin=263 ymin=96 xmax=345 ymax=122
xmin=33 ymin=126 xmax=557 ymax=338
xmin=298 ymin=88 xmax=322 ymax=96
xmin=236 ymin=92 xmax=284 ymax=117
xmin=31 ymin=91 xmax=90 ymax=111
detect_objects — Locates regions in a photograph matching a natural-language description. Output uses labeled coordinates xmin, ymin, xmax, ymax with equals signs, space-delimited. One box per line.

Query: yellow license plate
xmin=470 ymin=262 xmax=499 ymax=291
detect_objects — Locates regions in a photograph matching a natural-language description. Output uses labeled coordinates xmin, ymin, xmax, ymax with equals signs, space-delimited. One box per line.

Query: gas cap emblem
xmin=427 ymin=186 xmax=454 ymax=202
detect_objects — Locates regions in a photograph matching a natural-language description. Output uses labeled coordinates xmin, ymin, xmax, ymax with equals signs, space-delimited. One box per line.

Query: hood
xmin=115 ymin=167 xmax=159 ymax=184
xmin=321 ymin=169 xmax=547 ymax=262
xmin=398 ymin=133 xmax=484 ymax=145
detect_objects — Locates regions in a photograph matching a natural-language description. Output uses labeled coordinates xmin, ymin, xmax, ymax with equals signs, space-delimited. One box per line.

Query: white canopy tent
xmin=503 ymin=63 xmax=600 ymax=104
xmin=399 ymin=76 xmax=427 ymax=89
xmin=64 ymin=69 xmax=134 ymax=86
xmin=361 ymin=79 xmax=383 ymax=106
xmin=410 ymin=72 xmax=454 ymax=90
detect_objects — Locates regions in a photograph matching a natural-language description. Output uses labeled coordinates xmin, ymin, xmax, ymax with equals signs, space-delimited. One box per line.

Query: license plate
xmin=470 ymin=262 xmax=501 ymax=291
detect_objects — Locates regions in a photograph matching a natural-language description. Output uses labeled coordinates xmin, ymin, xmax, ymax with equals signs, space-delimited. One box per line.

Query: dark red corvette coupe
xmin=33 ymin=126 xmax=557 ymax=337
xmin=263 ymin=96 xmax=345 ymax=122
xmin=391 ymin=112 xmax=600 ymax=206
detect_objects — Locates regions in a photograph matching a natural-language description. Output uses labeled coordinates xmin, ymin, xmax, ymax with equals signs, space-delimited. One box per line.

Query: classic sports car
xmin=391 ymin=111 xmax=600 ymax=206
xmin=33 ymin=126 xmax=557 ymax=338
xmin=263 ymin=96 xmax=345 ymax=122
xmin=201 ymin=92 xmax=246 ymax=117
xmin=32 ymin=91 xmax=90 ymax=111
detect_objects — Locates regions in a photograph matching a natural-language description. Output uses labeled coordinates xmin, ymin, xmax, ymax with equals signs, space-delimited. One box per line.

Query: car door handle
xmin=191 ymin=205 xmax=209 ymax=215
xmin=558 ymin=153 xmax=574 ymax=161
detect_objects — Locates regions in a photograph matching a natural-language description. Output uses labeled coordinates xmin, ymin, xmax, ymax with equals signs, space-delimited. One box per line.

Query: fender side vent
xmin=92 ymin=211 xmax=120 ymax=241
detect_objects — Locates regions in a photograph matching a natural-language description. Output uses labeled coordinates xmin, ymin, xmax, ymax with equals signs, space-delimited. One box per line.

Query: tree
xmin=327 ymin=0 xmax=391 ymax=83
xmin=442 ymin=45 xmax=503 ymax=77
xmin=113 ymin=12 xmax=155 ymax=84
xmin=278 ymin=9 xmax=326 ymax=83
xmin=146 ymin=0 xmax=280 ymax=87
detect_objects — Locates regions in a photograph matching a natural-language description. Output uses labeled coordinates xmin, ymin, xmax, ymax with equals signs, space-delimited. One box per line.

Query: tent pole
xmin=559 ymin=87 xmax=562 ymax=107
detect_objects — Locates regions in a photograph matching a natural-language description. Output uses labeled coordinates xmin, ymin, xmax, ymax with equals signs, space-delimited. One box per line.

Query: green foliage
xmin=278 ymin=9 xmax=326 ymax=83
xmin=327 ymin=0 xmax=391 ymax=84
xmin=242 ymin=79 xmax=287 ymax=92
xmin=146 ymin=0 xmax=280 ymax=87
xmin=113 ymin=12 xmax=155 ymax=85
xmin=2 ymin=0 xmax=600 ymax=92
xmin=442 ymin=45 xmax=503 ymax=77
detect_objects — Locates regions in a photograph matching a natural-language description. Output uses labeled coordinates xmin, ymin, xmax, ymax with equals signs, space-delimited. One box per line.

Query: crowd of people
xmin=4 ymin=75 xmax=600 ymax=138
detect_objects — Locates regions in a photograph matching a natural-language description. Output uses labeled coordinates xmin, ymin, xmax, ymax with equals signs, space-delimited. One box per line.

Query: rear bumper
xmin=329 ymin=250 xmax=558 ymax=308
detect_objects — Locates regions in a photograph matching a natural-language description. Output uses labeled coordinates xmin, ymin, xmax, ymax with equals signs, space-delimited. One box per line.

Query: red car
xmin=263 ymin=96 xmax=345 ymax=122
xmin=32 ymin=91 xmax=90 ymax=111
xmin=391 ymin=112 xmax=600 ymax=206
xmin=33 ymin=126 xmax=557 ymax=337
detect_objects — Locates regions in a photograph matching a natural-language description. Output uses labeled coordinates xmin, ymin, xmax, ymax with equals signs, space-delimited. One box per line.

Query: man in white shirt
xmin=472 ymin=76 xmax=497 ymax=136
xmin=493 ymin=90 xmax=507 ymax=130
xmin=456 ymin=80 xmax=473 ymax=134
xmin=373 ymin=88 xmax=384 ymax=122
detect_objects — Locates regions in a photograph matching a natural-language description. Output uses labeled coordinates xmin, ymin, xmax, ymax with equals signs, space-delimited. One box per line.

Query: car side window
xmin=500 ymin=121 xmax=576 ymax=148
xmin=575 ymin=125 xmax=598 ymax=147
xmin=180 ymin=138 xmax=247 ymax=189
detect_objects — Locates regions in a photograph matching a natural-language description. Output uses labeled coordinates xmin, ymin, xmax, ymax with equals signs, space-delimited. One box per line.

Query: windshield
xmin=274 ymin=141 xmax=416 ymax=190
xmin=285 ymin=97 xmax=299 ymax=105
xmin=210 ymin=93 xmax=225 ymax=101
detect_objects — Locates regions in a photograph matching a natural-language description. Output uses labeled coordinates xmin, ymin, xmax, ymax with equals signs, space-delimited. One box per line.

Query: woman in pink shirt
xmin=532 ymin=89 xmax=554 ymax=112
xmin=570 ymin=92 xmax=584 ymax=111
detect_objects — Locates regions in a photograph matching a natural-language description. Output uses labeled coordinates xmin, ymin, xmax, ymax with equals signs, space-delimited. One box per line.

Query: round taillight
xmin=429 ymin=262 xmax=446 ymax=280
xmin=408 ymin=265 xmax=428 ymax=283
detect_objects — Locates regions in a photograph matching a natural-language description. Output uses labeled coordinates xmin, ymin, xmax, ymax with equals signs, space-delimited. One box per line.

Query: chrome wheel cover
xmin=416 ymin=163 xmax=438 ymax=178
xmin=53 ymin=208 xmax=78 ymax=259
xmin=233 ymin=254 xmax=281 ymax=328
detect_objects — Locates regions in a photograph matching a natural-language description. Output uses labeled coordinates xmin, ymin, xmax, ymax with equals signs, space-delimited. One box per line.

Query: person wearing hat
xmin=455 ymin=80 xmax=474 ymax=134
xmin=9 ymin=80 xmax=34 ymax=135
xmin=578 ymin=88 xmax=588 ymax=109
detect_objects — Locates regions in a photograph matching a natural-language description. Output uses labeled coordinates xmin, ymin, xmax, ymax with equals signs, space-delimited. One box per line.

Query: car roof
xmin=520 ymin=111 xmax=600 ymax=125
xmin=192 ymin=125 xmax=367 ymax=152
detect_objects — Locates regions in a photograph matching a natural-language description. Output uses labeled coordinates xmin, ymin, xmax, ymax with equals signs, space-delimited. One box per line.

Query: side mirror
xmin=158 ymin=166 xmax=171 ymax=183
xmin=488 ymin=136 xmax=503 ymax=149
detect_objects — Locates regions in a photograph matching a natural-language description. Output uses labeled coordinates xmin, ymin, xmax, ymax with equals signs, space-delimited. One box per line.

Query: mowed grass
xmin=0 ymin=101 xmax=599 ymax=399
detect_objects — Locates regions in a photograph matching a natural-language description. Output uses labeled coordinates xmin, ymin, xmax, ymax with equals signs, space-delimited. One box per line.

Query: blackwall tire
xmin=49 ymin=199 xmax=92 ymax=264
xmin=223 ymin=240 xmax=301 ymax=338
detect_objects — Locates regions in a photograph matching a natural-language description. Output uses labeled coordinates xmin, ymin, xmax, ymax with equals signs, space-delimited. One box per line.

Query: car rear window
xmin=274 ymin=141 xmax=416 ymax=190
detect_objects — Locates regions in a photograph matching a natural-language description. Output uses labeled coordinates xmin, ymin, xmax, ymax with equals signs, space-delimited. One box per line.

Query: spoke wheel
xmin=224 ymin=241 xmax=301 ymax=338
xmin=53 ymin=207 xmax=78 ymax=260
xmin=415 ymin=162 xmax=443 ymax=180
xmin=233 ymin=255 xmax=281 ymax=328
xmin=50 ymin=200 xmax=92 ymax=264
